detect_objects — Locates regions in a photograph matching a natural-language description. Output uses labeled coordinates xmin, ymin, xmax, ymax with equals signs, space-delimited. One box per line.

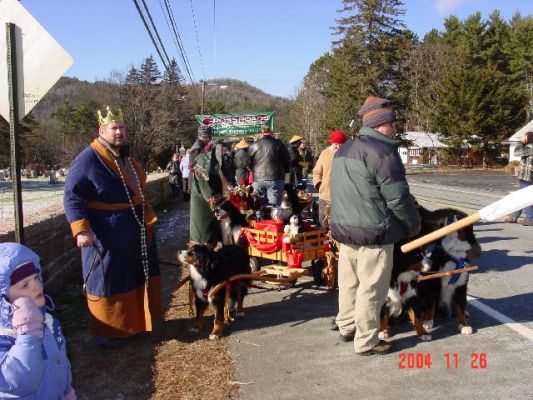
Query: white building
xmin=504 ymin=119 xmax=533 ymax=162
xmin=398 ymin=131 xmax=447 ymax=165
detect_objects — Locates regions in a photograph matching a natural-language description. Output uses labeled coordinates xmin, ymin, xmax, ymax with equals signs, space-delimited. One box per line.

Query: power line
xmin=131 ymin=0 xmax=170 ymax=73
xmin=157 ymin=0 xmax=187 ymax=84
xmin=139 ymin=0 xmax=173 ymax=67
xmin=163 ymin=0 xmax=198 ymax=85
xmin=189 ymin=0 xmax=206 ymax=80
xmin=160 ymin=0 xmax=200 ymax=99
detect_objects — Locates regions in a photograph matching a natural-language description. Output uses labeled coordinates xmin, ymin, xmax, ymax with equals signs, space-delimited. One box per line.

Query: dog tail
xmin=386 ymin=288 xmax=403 ymax=318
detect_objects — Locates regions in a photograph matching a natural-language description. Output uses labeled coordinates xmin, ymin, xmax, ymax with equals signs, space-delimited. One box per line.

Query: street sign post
xmin=1 ymin=0 xmax=73 ymax=242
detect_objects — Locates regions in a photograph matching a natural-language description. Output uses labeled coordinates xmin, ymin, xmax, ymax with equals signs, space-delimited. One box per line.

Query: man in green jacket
xmin=330 ymin=96 xmax=421 ymax=356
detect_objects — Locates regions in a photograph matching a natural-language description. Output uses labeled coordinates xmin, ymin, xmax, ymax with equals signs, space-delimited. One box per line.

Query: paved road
xmin=230 ymin=170 xmax=533 ymax=400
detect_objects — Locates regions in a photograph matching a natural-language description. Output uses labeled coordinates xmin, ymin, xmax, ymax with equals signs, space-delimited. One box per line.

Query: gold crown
xmin=97 ymin=106 xmax=124 ymax=127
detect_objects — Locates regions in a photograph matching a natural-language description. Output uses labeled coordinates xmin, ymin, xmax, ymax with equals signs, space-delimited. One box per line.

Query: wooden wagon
xmin=243 ymin=223 xmax=330 ymax=286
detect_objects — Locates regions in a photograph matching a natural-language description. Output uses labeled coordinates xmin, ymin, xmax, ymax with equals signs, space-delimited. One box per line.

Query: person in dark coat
xmin=165 ymin=153 xmax=181 ymax=200
xmin=330 ymin=96 xmax=420 ymax=356
xmin=220 ymin=144 xmax=236 ymax=186
xmin=234 ymin=139 xmax=251 ymax=185
xmin=247 ymin=127 xmax=289 ymax=206
xmin=288 ymin=135 xmax=304 ymax=188
xmin=187 ymin=126 xmax=213 ymax=192
xmin=189 ymin=142 xmax=227 ymax=245
xmin=298 ymin=139 xmax=315 ymax=180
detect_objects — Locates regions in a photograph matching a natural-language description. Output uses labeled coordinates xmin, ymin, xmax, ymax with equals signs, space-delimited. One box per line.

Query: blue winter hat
xmin=0 ymin=243 xmax=42 ymax=327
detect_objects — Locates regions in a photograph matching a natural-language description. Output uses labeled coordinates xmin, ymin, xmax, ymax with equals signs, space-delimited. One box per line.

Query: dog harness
xmin=447 ymin=255 xmax=468 ymax=285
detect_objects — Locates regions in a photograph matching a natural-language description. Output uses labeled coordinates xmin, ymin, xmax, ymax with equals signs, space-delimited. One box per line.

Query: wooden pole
xmin=416 ymin=266 xmax=479 ymax=282
xmin=401 ymin=212 xmax=480 ymax=254
xmin=6 ymin=23 xmax=24 ymax=243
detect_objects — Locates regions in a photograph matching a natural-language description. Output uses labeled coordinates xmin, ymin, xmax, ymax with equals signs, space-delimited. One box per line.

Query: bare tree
xmin=290 ymin=56 xmax=329 ymax=155
xmin=404 ymin=39 xmax=454 ymax=132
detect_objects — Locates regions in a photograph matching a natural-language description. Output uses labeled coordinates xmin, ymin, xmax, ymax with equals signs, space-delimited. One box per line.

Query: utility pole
xmin=6 ymin=23 xmax=24 ymax=243
xmin=200 ymin=81 xmax=228 ymax=115
xmin=200 ymin=80 xmax=206 ymax=115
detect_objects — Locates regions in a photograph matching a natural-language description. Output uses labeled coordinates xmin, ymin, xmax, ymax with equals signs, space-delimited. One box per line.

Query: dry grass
xmin=54 ymin=210 xmax=238 ymax=400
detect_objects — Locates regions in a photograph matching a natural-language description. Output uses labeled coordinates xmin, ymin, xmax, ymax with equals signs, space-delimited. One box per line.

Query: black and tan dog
xmin=178 ymin=244 xmax=251 ymax=339
xmin=381 ymin=206 xmax=482 ymax=341
xmin=213 ymin=200 xmax=249 ymax=246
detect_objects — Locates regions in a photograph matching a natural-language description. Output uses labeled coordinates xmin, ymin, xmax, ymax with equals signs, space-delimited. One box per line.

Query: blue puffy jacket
xmin=0 ymin=243 xmax=73 ymax=399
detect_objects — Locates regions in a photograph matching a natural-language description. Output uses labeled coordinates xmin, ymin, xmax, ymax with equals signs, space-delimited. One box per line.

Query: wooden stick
xmin=207 ymin=272 xmax=298 ymax=298
xmin=401 ymin=212 xmax=481 ymax=254
xmin=174 ymin=275 xmax=191 ymax=291
xmin=416 ymin=266 xmax=479 ymax=282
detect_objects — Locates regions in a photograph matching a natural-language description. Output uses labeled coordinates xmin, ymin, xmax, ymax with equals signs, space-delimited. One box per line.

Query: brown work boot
xmin=339 ymin=332 xmax=355 ymax=342
xmin=355 ymin=340 xmax=393 ymax=356
xmin=502 ymin=215 xmax=517 ymax=223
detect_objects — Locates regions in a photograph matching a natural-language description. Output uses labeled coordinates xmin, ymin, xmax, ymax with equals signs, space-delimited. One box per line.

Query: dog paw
xmin=378 ymin=331 xmax=389 ymax=340
xmin=419 ymin=334 xmax=432 ymax=341
xmin=423 ymin=320 xmax=434 ymax=331
xmin=209 ymin=333 xmax=220 ymax=340
xmin=459 ymin=325 xmax=473 ymax=335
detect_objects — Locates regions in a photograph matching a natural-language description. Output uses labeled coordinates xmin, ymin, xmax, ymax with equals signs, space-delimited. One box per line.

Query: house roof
xmin=504 ymin=119 xmax=533 ymax=143
xmin=402 ymin=131 xmax=447 ymax=148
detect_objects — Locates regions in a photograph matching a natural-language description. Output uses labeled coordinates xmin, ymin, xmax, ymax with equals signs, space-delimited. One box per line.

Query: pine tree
xmin=434 ymin=64 xmax=526 ymax=156
xmin=507 ymin=13 xmax=533 ymax=119
xmin=483 ymin=11 xmax=511 ymax=72
xmin=325 ymin=0 xmax=409 ymax=131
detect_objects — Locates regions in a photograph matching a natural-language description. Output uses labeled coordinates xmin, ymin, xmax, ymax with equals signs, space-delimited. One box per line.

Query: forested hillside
xmin=0 ymin=68 xmax=292 ymax=169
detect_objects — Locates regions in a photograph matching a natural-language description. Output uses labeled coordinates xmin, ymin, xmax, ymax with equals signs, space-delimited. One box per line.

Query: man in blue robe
xmin=63 ymin=106 xmax=162 ymax=344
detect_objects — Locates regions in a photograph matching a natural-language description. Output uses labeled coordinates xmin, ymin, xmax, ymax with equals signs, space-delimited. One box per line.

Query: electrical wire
xmin=139 ymin=0 xmax=173 ymax=68
xmin=189 ymin=0 xmax=206 ymax=80
xmin=131 ymin=0 xmax=170 ymax=74
xmin=161 ymin=0 xmax=200 ymax=99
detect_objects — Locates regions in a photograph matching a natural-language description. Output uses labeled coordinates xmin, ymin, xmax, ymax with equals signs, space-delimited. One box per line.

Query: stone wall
xmin=0 ymin=175 xmax=172 ymax=293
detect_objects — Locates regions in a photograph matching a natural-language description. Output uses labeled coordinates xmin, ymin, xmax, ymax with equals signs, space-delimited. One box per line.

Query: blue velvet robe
xmin=63 ymin=139 xmax=161 ymax=338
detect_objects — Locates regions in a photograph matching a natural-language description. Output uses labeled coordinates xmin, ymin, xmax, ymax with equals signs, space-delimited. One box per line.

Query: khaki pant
xmin=335 ymin=243 xmax=393 ymax=353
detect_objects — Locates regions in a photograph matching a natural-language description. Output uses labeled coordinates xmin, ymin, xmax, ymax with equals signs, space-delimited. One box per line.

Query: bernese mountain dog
xmin=213 ymin=200 xmax=249 ymax=246
xmin=178 ymin=244 xmax=251 ymax=339
xmin=380 ymin=206 xmax=481 ymax=341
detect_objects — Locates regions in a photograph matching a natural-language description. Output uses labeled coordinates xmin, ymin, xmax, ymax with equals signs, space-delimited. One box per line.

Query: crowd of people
xmin=5 ymin=97 xmax=531 ymax=397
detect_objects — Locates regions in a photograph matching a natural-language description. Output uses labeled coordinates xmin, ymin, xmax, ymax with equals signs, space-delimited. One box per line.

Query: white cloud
xmin=435 ymin=0 xmax=467 ymax=14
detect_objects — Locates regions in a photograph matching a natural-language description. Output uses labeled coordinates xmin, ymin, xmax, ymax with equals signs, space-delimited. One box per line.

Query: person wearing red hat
xmin=312 ymin=130 xmax=347 ymax=229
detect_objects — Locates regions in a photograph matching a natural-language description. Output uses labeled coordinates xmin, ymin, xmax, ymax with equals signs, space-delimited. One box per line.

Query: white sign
xmin=0 ymin=0 xmax=73 ymax=122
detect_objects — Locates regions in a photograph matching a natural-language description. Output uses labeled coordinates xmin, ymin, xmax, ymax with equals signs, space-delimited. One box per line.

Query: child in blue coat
xmin=0 ymin=242 xmax=76 ymax=399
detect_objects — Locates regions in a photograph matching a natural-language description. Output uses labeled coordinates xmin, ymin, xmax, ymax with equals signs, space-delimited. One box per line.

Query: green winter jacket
xmin=330 ymin=126 xmax=420 ymax=245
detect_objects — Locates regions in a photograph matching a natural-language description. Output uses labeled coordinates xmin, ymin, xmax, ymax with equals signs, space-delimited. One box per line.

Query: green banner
xmin=195 ymin=112 xmax=274 ymax=137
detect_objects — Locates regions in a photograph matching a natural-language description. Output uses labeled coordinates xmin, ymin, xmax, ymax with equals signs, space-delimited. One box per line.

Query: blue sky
xmin=18 ymin=0 xmax=533 ymax=98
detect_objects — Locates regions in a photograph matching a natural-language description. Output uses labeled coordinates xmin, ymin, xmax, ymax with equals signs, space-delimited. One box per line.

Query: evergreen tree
xmin=325 ymin=0 xmax=408 ymax=131
xmin=434 ymin=64 xmax=526 ymax=156
xmin=483 ymin=11 xmax=511 ymax=72
xmin=462 ymin=12 xmax=488 ymax=66
xmin=441 ymin=16 xmax=464 ymax=47
xmin=139 ymin=55 xmax=161 ymax=85
xmin=507 ymin=13 xmax=533 ymax=119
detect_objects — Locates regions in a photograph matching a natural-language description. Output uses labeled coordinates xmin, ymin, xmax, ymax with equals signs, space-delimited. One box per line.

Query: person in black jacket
xmin=165 ymin=153 xmax=182 ymax=200
xmin=234 ymin=139 xmax=251 ymax=185
xmin=288 ymin=135 xmax=304 ymax=188
xmin=247 ymin=127 xmax=289 ymax=206
xmin=330 ymin=96 xmax=420 ymax=356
